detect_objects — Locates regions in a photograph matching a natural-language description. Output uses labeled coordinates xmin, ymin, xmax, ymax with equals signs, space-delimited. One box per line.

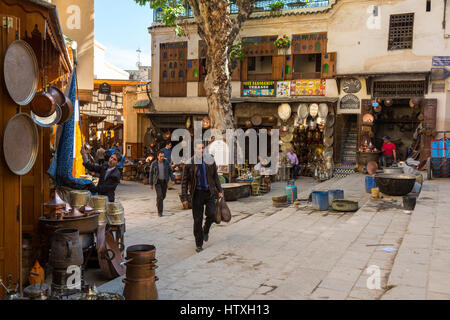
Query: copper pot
xmin=58 ymin=95 xmax=74 ymax=124
xmin=31 ymin=91 xmax=56 ymax=117
xmin=126 ymin=262 xmax=158 ymax=280
xmin=363 ymin=113 xmax=374 ymax=124
xmin=245 ymin=120 xmax=252 ymax=128
xmin=126 ymin=244 xmax=156 ymax=265
xmin=384 ymin=99 xmax=393 ymax=107
xmin=48 ymin=86 xmax=66 ymax=106
xmin=123 ymin=277 xmax=158 ymax=300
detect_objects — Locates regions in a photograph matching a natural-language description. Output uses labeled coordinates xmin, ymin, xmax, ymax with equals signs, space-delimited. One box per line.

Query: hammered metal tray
xmin=3 ymin=113 xmax=39 ymax=176
xmin=4 ymin=40 xmax=39 ymax=106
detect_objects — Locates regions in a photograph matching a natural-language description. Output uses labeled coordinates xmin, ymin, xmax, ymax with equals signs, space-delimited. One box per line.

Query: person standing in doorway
xmin=287 ymin=148 xmax=300 ymax=179
xmin=181 ymin=141 xmax=224 ymax=253
xmin=149 ymin=151 xmax=175 ymax=217
xmin=381 ymin=136 xmax=397 ymax=168
xmin=95 ymin=146 xmax=106 ymax=166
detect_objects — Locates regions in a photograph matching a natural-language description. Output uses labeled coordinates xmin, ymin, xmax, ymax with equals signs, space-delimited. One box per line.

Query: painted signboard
xmin=290 ymin=79 xmax=326 ymax=96
xmin=243 ymin=81 xmax=275 ymax=97
xmin=432 ymin=56 xmax=450 ymax=66
xmin=276 ymin=81 xmax=291 ymax=97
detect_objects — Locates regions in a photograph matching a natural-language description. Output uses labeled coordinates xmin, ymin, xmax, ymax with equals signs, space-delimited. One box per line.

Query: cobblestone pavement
xmin=98 ymin=174 xmax=450 ymax=300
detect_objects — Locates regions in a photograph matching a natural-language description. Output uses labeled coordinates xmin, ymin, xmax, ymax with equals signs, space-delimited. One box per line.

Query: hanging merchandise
xmin=278 ymin=103 xmax=292 ymax=121
xmin=309 ymin=103 xmax=319 ymax=118
xmin=3 ymin=40 xmax=39 ymax=106
xmin=3 ymin=113 xmax=39 ymax=176
xmin=318 ymin=103 xmax=329 ymax=118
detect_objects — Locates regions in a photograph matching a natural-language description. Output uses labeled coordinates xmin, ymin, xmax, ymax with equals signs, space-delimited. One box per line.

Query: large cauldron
xmin=374 ymin=174 xmax=416 ymax=196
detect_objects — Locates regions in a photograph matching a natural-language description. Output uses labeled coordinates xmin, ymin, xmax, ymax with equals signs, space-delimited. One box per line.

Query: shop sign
xmin=340 ymin=94 xmax=360 ymax=109
xmin=432 ymin=56 xmax=450 ymax=66
xmin=277 ymin=81 xmax=291 ymax=97
xmin=431 ymin=82 xmax=445 ymax=93
xmin=99 ymin=82 xmax=111 ymax=95
xmin=290 ymin=79 xmax=326 ymax=96
xmin=243 ymin=81 xmax=275 ymax=97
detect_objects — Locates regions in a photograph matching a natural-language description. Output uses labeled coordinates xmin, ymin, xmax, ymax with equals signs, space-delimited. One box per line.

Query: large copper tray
xmin=3 ymin=113 xmax=39 ymax=175
xmin=3 ymin=40 xmax=39 ymax=106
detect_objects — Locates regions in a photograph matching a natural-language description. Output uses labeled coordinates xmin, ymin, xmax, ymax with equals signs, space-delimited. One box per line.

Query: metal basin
xmin=332 ymin=199 xmax=359 ymax=212
xmin=382 ymin=167 xmax=404 ymax=174
xmin=374 ymin=174 xmax=416 ymax=196
xmin=39 ymin=214 xmax=99 ymax=235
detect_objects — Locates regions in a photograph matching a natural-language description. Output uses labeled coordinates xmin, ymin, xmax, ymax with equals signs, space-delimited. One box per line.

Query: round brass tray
xmin=4 ymin=40 xmax=39 ymax=106
xmin=3 ymin=113 xmax=39 ymax=176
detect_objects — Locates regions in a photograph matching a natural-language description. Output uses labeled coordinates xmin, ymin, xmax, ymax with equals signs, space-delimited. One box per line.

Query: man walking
xmin=181 ymin=141 xmax=223 ymax=253
xmin=149 ymin=151 xmax=175 ymax=217
xmin=81 ymin=147 xmax=121 ymax=202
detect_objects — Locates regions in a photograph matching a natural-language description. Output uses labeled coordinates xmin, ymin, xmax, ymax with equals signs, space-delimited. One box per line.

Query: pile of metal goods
xmin=123 ymin=245 xmax=159 ymax=300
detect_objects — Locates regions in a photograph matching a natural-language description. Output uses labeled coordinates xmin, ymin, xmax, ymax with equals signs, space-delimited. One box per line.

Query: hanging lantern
xmin=384 ymin=98 xmax=393 ymax=107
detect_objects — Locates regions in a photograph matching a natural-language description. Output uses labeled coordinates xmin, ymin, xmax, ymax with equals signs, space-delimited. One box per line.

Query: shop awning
xmin=231 ymin=97 xmax=339 ymax=104
xmin=133 ymin=99 xmax=152 ymax=108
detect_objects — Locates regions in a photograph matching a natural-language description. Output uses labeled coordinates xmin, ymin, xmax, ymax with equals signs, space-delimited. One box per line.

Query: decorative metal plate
xmin=3 ymin=113 xmax=39 ymax=176
xmin=4 ymin=40 xmax=39 ymax=106
xmin=342 ymin=78 xmax=362 ymax=94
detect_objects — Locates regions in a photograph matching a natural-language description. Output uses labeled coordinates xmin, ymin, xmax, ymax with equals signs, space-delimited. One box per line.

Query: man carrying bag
xmin=181 ymin=141 xmax=224 ymax=253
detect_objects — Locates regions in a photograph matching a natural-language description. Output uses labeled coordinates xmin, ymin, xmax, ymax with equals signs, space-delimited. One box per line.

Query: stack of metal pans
xmin=89 ymin=195 xmax=109 ymax=226
xmin=107 ymin=202 xmax=125 ymax=226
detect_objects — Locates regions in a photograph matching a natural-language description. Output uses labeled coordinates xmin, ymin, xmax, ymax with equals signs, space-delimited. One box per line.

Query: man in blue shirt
xmin=160 ymin=142 xmax=172 ymax=163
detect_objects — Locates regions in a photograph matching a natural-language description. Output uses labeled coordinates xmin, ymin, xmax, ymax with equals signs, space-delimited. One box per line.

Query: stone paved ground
xmin=98 ymin=174 xmax=450 ymax=300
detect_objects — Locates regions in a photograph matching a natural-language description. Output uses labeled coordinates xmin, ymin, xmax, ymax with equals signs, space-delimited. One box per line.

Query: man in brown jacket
xmin=181 ymin=141 xmax=224 ymax=253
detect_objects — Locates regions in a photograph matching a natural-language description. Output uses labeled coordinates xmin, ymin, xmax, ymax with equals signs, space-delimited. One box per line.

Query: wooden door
xmin=272 ymin=55 xmax=285 ymax=80
xmin=0 ymin=14 xmax=22 ymax=298
xmin=241 ymin=57 xmax=248 ymax=81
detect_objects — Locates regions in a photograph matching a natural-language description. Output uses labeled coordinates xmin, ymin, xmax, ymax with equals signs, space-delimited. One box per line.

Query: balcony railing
xmin=154 ymin=0 xmax=330 ymax=22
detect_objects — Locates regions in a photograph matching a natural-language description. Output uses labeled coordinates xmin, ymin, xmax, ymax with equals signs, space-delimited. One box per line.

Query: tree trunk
xmin=187 ymin=0 xmax=256 ymax=131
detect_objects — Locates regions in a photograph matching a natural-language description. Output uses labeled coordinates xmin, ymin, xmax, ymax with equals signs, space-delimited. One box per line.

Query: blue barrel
xmin=312 ymin=191 xmax=329 ymax=211
xmin=365 ymin=176 xmax=377 ymax=193
xmin=328 ymin=190 xmax=344 ymax=206
xmin=286 ymin=180 xmax=298 ymax=204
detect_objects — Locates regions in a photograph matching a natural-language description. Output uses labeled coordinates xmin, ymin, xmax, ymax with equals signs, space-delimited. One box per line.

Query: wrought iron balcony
xmin=153 ymin=0 xmax=330 ymax=22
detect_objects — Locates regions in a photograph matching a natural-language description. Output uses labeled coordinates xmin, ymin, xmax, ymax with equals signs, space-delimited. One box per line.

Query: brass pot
xmin=89 ymin=195 xmax=108 ymax=211
xmin=70 ymin=190 xmax=90 ymax=209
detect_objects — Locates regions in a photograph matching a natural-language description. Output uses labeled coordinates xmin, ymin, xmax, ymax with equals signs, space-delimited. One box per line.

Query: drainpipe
xmin=444 ymin=0 xmax=448 ymax=30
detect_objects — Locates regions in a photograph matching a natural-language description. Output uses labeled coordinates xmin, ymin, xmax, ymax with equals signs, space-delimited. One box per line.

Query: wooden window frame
xmin=388 ymin=13 xmax=414 ymax=51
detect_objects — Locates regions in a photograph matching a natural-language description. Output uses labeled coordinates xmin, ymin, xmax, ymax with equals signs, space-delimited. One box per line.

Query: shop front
xmin=353 ymin=73 xmax=435 ymax=170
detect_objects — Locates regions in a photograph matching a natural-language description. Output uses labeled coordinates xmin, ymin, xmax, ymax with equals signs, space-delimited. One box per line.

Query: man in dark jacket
xmin=81 ymin=147 xmax=121 ymax=202
xmin=149 ymin=151 xmax=175 ymax=217
xmin=181 ymin=141 xmax=223 ymax=253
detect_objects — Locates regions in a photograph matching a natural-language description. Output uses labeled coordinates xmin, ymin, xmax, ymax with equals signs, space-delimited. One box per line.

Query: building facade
xmin=146 ymin=0 xmax=449 ymax=176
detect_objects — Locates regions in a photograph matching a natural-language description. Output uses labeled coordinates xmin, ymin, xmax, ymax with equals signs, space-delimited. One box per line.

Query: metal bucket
xmin=70 ymin=190 xmax=90 ymax=209
xmin=312 ymin=191 xmax=329 ymax=211
xmin=49 ymin=229 xmax=84 ymax=269
xmin=89 ymin=195 xmax=108 ymax=210
xmin=107 ymin=202 xmax=125 ymax=225
xmin=328 ymin=190 xmax=344 ymax=206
